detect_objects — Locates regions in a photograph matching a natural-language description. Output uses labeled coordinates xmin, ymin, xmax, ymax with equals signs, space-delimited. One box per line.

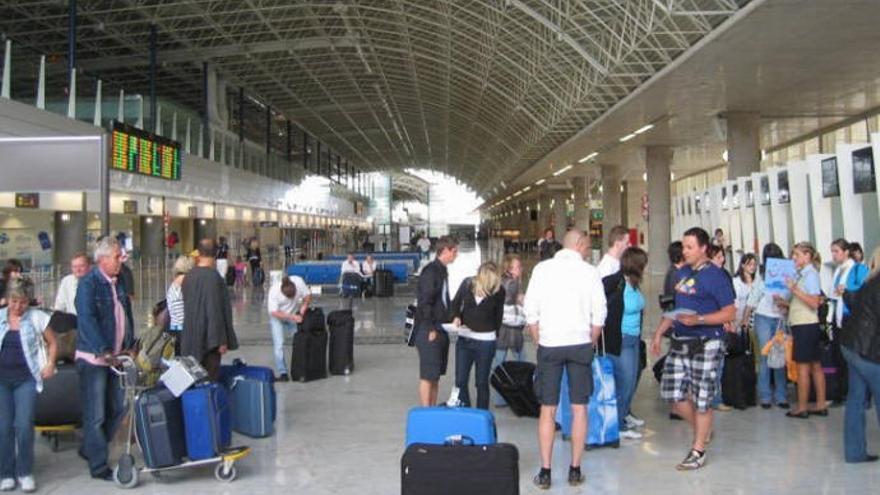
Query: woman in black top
xmin=451 ymin=261 xmax=505 ymax=409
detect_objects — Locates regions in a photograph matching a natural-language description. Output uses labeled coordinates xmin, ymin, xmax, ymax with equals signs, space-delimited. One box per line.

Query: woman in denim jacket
xmin=0 ymin=278 xmax=58 ymax=492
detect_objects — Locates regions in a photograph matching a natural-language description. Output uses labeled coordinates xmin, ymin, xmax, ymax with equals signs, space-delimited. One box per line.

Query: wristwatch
xmin=698 ymin=315 xmax=706 ymax=325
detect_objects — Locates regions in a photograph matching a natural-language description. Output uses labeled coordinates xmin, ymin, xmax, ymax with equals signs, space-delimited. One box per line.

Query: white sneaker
xmin=17 ymin=476 xmax=34 ymax=493
xmin=620 ymin=429 xmax=643 ymax=440
xmin=0 ymin=479 xmax=13 ymax=491
xmin=625 ymin=413 xmax=645 ymax=428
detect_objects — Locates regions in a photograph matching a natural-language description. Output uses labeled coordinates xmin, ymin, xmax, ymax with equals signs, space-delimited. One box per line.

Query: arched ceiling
xmin=1 ymin=0 xmax=748 ymax=194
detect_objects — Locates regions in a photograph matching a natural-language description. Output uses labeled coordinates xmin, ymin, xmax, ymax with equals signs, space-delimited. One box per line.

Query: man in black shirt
xmin=414 ymin=236 xmax=459 ymax=406
xmin=538 ymin=228 xmax=562 ymax=261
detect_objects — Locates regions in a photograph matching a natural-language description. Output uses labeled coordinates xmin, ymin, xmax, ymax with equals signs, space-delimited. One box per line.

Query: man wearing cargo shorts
xmin=524 ymin=229 xmax=606 ymax=489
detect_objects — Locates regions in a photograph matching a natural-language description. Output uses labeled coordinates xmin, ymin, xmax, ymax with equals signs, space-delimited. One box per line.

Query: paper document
xmin=662 ymin=308 xmax=697 ymax=320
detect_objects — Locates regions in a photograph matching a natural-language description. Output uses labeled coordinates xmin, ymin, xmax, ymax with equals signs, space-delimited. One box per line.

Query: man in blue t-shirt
xmin=650 ymin=227 xmax=735 ymax=471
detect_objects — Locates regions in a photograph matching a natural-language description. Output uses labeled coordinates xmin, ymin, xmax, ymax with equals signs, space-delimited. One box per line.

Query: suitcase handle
xmin=444 ymin=434 xmax=474 ymax=446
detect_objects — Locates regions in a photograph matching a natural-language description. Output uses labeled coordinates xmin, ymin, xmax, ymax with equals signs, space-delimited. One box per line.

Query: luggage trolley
xmin=110 ymin=356 xmax=251 ymax=489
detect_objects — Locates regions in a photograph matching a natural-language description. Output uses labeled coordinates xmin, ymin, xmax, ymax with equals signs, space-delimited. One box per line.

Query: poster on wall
xmin=760 ymin=176 xmax=771 ymax=205
xmin=777 ymin=171 xmax=791 ymax=203
xmin=852 ymin=147 xmax=876 ymax=194
xmin=821 ymin=157 xmax=840 ymax=198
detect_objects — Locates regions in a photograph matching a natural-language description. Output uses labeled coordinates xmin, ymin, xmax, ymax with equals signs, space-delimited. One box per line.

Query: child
xmin=234 ymin=256 xmax=247 ymax=287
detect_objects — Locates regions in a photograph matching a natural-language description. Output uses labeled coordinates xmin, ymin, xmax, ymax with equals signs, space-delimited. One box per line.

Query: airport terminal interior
xmin=1 ymin=0 xmax=880 ymax=493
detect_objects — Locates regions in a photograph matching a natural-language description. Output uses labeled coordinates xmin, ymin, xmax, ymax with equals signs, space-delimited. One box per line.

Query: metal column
xmin=68 ymin=0 xmax=77 ymax=75
xmin=148 ymin=24 xmax=158 ymax=133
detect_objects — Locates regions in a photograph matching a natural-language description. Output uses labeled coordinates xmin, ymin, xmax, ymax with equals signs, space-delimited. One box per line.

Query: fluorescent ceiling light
xmin=619 ymin=133 xmax=636 ymax=143
xmin=634 ymin=124 xmax=654 ymax=135
xmin=578 ymin=152 xmax=599 ymax=163
xmin=552 ymin=165 xmax=573 ymax=177
xmin=535 ymin=179 xmax=546 ymax=185
xmin=513 ymin=190 xmax=522 ymax=197
xmin=522 ymin=186 xmax=531 ymax=192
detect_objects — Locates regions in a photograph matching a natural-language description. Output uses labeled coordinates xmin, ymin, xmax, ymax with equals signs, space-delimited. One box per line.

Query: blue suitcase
xmin=219 ymin=361 xmax=277 ymax=421
xmin=405 ymin=407 xmax=496 ymax=447
xmin=555 ymin=356 xmax=620 ymax=448
xmin=228 ymin=377 xmax=274 ymax=438
xmin=181 ymin=383 xmax=232 ymax=460
xmin=135 ymin=386 xmax=187 ymax=468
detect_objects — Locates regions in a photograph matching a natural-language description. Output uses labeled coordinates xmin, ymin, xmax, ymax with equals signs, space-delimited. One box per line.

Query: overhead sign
xmin=15 ymin=193 xmax=39 ymax=209
xmin=123 ymin=200 xmax=138 ymax=215
xmin=111 ymin=122 xmax=181 ymax=180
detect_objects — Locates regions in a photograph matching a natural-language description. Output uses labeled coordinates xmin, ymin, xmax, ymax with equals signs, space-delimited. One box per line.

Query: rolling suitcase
xmin=405 ymin=407 xmax=496 ymax=447
xmin=219 ymin=359 xmax=277 ymax=421
xmin=181 ymin=383 xmax=232 ymax=460
xmin=328 ymin=310 xmax=355 ymax=375
xmin=722 ymin=353 xmax=757 ymax=409
xmin=135 ymin=386 xmax=187 ymax=468
xmin=291 ymin=307 xmax=328 ymax=382
xmin=401 ymin=443 xmax=519 ymax=495
xmin=556 ymin=356 xmax=620 ymax=449
xmin=490 ymin=361 xmax=540 ymax=418
xmin=228 ymin=377 xmax=274 ymax=438
xmin=35 ymin=363 xmax=81 ymax=426
xmin=374 ymin=269 xmax=394 ymax=297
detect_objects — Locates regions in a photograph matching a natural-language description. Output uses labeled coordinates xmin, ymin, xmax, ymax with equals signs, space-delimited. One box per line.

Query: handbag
xmin=767 ymin=338 xmax=786 ymax=369
xmin=502 ymin=304 xmax=526 ymax=327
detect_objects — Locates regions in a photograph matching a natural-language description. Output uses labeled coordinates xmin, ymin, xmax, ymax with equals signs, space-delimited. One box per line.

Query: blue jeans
xmin=270 ymin=317 xmax=298 ymax=375
xmin=455 ymin=337 xmax=497 ymax=410
xmin=754 ymin=314 xmax=788 ymax=404
xmin=492 ymin=347 xmax=526 ymax=407
xmin=0 ymin=377 xmax=36 ymax=478
xmin=841 ymin=347 xmax=880 ymax=462
xmin=78 ymin=361 xmax=125 ymax=476
xmin=608 ymin=335 xmax=640 ymax=428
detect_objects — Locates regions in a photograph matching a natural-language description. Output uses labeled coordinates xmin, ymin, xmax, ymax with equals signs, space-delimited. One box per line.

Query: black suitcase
xmin=35 ymin=363 xmax=81 ymax=426
xmin=135 ymin=386 xmax=187 ymax=468
xmin=291 ymin=307 xmax=328 ymax=382
xmin=721 ymin=352 xmax=757 ymax=409
xmin=374 ymin=269 xmax=394 ymax=297
xmin=401 ymin=443 xmax=519 ymax=495
xmin=328 ymin=309 xmax=355 ymax=375
xmin=810 ymin=338 xmax=848 ymax=403
xmin=490 ymin=361 xmax=540 ymax=418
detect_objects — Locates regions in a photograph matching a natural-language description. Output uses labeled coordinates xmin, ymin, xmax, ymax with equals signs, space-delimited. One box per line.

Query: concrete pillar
xmin=601 ymin=164 xmax=623 ymax=246
xmin=193 ymin=219 xmax=217 ymax=249
xmin=538 ymin=194 xmax=552 ymax=236
xmin=551 ymin=192 xmax=567 ymax=241
xmin=726 ymin=112 xmax=761 ymax=180
xmin=139 ymin=216 xmax=164 ymax=260
xmin=53 ymin=212 xmax=87 ymax=266
xmin=573 ymin=176 xmax=589 ymax=232
xmin=646 ymin=146 xmax=673 ymax=275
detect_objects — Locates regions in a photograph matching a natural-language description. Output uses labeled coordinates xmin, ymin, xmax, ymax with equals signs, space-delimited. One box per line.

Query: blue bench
xmin=287 ymin=262 xmax=409 ymax=285
xmin=324 ymin=252 xmax=422 ymax=271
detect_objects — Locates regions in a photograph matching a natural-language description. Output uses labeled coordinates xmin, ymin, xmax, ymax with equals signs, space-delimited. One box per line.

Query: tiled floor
xmin=31 ymin=244 xmax=880 ymax=494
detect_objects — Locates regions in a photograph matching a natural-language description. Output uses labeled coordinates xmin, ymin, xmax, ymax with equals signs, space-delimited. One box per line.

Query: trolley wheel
xmin=113 ymin=454 xmax=139 ymax=489
xmin=214 ymin=463 xmax=237 ymax=482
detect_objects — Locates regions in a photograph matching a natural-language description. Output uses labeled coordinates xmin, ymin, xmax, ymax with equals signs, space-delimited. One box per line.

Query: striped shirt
xmin=166 ymin=283 xmax=185 ymax=329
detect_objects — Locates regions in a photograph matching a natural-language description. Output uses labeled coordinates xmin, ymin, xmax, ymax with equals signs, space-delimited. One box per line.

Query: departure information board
xmin=111 ymin=122 xmax=181 ymax=180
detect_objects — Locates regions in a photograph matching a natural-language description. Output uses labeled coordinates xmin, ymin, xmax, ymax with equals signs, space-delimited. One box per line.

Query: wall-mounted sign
xmin=14 ymin=193 xmax=39 ymax=209
xmin=259 ymin=221 xmax=279 ymax=228
xmin=188 ymin=206 xmax=199 ymax=218
xmin=111 ymin=122 xmax=181 ymax=180
xmin=123 ymin=200 xmax=138 ymax=215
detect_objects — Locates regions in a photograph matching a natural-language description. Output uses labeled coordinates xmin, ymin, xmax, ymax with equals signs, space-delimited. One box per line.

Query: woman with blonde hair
xmin=166 ymin=256 xmax=195 ymax=334
xmin=778 ymin=242 xmax=826 ymax=418
xmin=450 ymin=261 xmax=506 ymax=409
xmin=493 ymin=254 xmax=526 ymax=407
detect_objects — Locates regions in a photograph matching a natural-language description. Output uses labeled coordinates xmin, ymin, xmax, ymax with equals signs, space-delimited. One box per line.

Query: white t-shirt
xmin=597 ymin=254 xmax=620 ymax=278
xmin=362 ymin=261 xmax=376 ymax=277
xmin=524 ymin=249 xmax=607 ymax=347
xmin=341 ymin=260 xmax=361 ymax=275
xmin=732 ymin=276 xmax=754 ymax=326
xmin=54 ymin=274 xmax=79 ymax=315
xmin=417 ymin=238 xmax=431 ymax=253
xmin=267 ymin=276 xmax=309 ymax=315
